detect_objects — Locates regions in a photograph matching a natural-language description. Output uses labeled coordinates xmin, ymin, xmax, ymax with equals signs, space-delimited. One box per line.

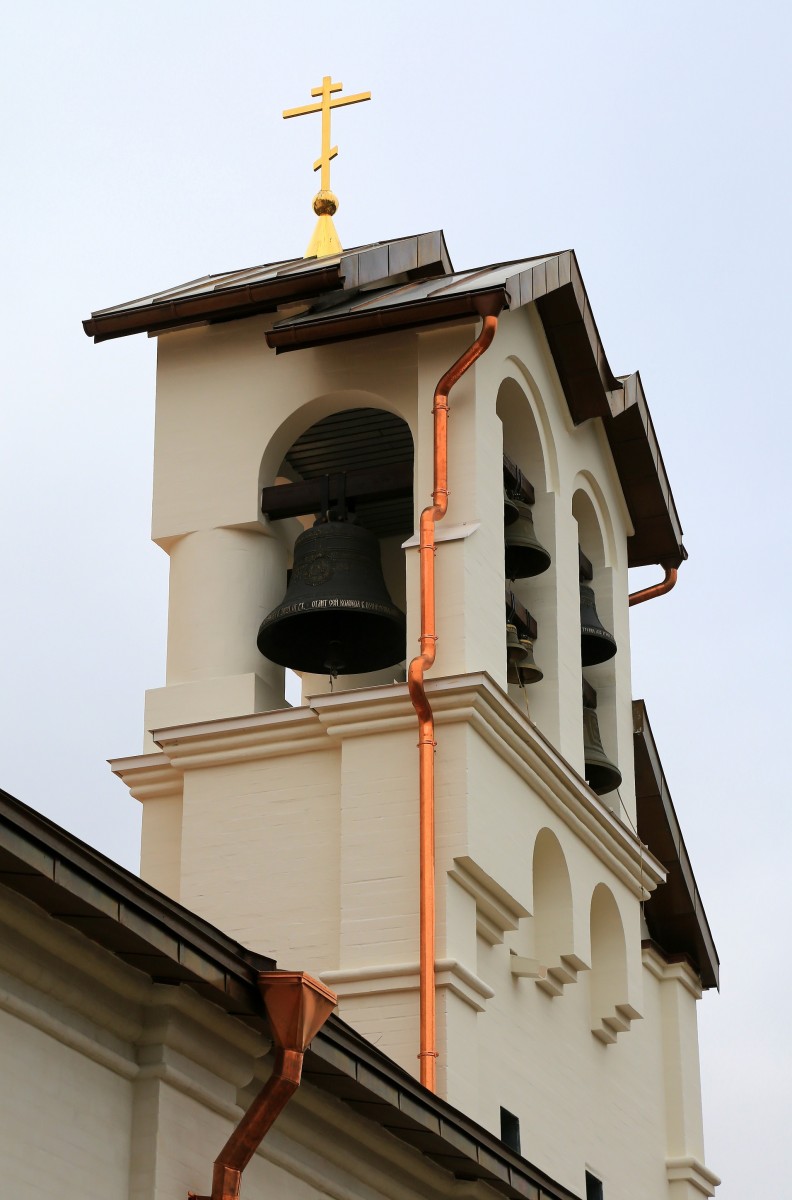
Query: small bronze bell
xmin=582 ymin=704 xmax=622 ymax=795
xmin=257 ymin=518 xmax=405 ymax=675
xmin=580 ymin=583 xmax=617 ymax=666
xmin=518 ymin=636 xmax=543 ymax=685
xmin=506 ymin=623 xmax=527 ymax=684
xmin=505 ymin=499 xmax=551 ymax=580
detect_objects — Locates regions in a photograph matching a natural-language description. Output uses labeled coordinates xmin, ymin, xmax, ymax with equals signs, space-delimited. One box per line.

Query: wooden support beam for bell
xmin=579 ymin=547 xmax=594 ymax=581
xmin=505 ymin=588 xmax=538 ymax=640
xmin=503 ymin=453 xmax=536 ymax=505
xmin=261 ymin=461 xmax=413 ymax=521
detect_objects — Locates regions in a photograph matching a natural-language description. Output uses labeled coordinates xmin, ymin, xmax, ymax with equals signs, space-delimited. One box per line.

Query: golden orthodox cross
xmin=283 ymin=76 xmax=371 ymax=195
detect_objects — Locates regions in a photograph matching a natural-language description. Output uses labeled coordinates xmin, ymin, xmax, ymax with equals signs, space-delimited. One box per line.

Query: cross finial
xmin=283 ymin=76 xmax=371 ymax=258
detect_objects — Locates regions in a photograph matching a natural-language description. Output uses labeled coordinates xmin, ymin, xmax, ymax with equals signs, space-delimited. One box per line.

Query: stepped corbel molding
xmin=320 ymin=957 xmax=494 ymax=1013
xmin=666 ymin=1156 xmax=721 ymax=1197
xmin=448 ymin=855 xmax=530 ymax=946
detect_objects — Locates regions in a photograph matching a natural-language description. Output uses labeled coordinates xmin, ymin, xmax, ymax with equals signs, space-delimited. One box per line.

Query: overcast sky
xmin=1 ymin=2 xmax=789 ymax=1195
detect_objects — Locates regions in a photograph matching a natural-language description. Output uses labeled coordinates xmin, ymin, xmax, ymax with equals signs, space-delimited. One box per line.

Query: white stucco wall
xmin=107 ymin=302 xmax=716 ymax=1199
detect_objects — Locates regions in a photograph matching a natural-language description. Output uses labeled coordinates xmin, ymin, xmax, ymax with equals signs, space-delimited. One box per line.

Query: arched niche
xmin=532 ymin=828 xmax=572 ymax=960
xmin=573 ymin=483 xmax=621 ymax=808
xmin=258 ymin=401 xmax=415 ymax=698
xmin=532 ymin=828 xmax=587 ymax=997
xmin=589 ymin=883 xmax=636 ymax=1042
xmin=497 ymin=366 xmax=558 ymax=493
xmin=497 ymin=372 xmax=559 ymax=739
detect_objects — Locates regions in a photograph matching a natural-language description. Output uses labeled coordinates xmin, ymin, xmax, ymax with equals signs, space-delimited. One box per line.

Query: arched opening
xmin=532 ymin=828 xmax=587 ymax=996
xmin=573 ymin=486 xmax=620 ymax=808
xmin=497 ymin=374 xmax=558 ymax=738
xmin=259 ymin=405 xmax=415 ymax=701
xmin=532 ymin=828 xmax=573 ymax=962
xmin=589 ymin=883 xmax=629 ymax=1041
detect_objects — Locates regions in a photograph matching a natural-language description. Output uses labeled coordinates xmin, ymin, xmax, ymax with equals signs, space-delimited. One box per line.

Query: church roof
xmin=82 ymin=231 xmax=685 ymax=568
xmin=0 ymin=785 xmax=579 ymax=1200
xmin=633 ymin=703 xmax=720 ymax=989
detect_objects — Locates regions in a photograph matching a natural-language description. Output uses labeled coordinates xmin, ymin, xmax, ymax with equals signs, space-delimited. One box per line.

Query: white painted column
xmin=143 ymin=526 xmax=287 ymax=740
xmin=644 ymin=947 xmax=720 ymax=1199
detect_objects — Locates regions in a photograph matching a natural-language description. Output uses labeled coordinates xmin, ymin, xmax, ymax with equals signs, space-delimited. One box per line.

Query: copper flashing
xmin=193 ymin=972 xmax=337 ymax=1200
xmin=629 ymin=564 xmax=678 ymax=607
xmin=632 ymin=702 xmax=719 ymax=989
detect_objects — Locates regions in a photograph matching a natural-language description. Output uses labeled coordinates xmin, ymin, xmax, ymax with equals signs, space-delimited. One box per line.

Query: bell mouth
xmin=257 ymin=603 xmax=406 ymax=675
xmin=580 ymin=628 xmax=617 ymax=667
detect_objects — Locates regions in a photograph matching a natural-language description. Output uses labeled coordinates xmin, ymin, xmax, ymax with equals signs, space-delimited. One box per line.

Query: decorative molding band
xmin=642 ymin=945 xmax=703 ymax=999
xmin=320 ymin=957 xmax=494 ymax=1013
xmin=139 ymin=674 xmax=663 ymax=898
xmin=449 ymin=856 xmax=529 ymax=945
xmin=535 ymin=952 xmax=589 ymax=998
xmin=135 ymin=1058 xmax=240 ymax=1122
xmin=152 ymin=706 xmax=329 ymax=769
xmin=666 ymin=1155 xmax=721 ymax=1196
xmin=0 ymin=981 xmax=138 ymax=1080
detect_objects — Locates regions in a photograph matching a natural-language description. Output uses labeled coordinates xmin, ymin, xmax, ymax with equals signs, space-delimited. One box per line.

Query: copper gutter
xmin=628 ymin=564 xmax=678 ymax=607
xmin=190 ymin=970 xmax=336 ymax=1200
xmin=407 ymin=307 xmax=501 ymax=1092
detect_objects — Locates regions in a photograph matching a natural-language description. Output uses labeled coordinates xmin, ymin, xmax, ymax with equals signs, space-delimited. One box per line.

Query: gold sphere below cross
xmin=313 ymin=190 xmax=339 ymax=217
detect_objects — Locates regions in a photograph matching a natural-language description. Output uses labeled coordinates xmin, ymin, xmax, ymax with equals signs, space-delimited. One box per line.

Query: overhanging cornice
xmin=145 ymin=674 xmax=664 ymax=901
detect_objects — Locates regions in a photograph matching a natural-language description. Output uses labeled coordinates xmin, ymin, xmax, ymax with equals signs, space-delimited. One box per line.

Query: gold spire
xmin=283 ymin=76 xmax=371 ymax=259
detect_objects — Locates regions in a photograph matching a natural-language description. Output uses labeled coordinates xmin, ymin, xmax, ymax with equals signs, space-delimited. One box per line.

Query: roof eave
xmin=266 ymin=287 xmax=508 ymax=352
xmin=83 ymin=263 xmax=344 ymax=344
xmin=632 ymin=702 xmax=720 ymax=990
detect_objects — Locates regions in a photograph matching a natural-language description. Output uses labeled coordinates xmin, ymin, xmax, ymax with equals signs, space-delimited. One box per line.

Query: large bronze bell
xmin=582 ymin=704 xmax=622 ymax=795
xmin=505 ymin=499 xmax=551 ymax=580
xmin=580 ymin=583 xmax=617 ymax=666
xmin=257 ymin=519 xmax=405 ymax=676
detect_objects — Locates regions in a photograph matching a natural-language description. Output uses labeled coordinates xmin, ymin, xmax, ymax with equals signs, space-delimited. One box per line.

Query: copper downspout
xmin=407 ymin=308 xmax=500 ymax=1092
xmin=190 ymin=971 xmax=337 ymax=1200
xmin=628 ymin=563 xmax=678 ymax=607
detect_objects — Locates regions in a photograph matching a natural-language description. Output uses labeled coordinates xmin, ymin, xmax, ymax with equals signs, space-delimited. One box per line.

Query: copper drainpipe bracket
xmin=628 ymin=560 xmax=680 ymax=608
xmin=190 ymin=971 xmax=337 ymax=1200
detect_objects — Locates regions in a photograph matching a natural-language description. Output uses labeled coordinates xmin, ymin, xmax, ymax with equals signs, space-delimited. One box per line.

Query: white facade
xmin=97 ymin=239 xmax=719 ymax=1200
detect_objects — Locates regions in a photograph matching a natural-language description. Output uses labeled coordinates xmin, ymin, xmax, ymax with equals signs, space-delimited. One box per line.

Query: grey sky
xmin=1 ymin=2 xmax=789 ymax=1194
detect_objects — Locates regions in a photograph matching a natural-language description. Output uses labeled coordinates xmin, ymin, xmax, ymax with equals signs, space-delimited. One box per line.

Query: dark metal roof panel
xmin=0 ymin=784 xmax=578 ymax=1200
xmin=632 ymin=701 xmax=719 ymax=989
xmin=83 ymin=232 xmax=454 ymax=343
